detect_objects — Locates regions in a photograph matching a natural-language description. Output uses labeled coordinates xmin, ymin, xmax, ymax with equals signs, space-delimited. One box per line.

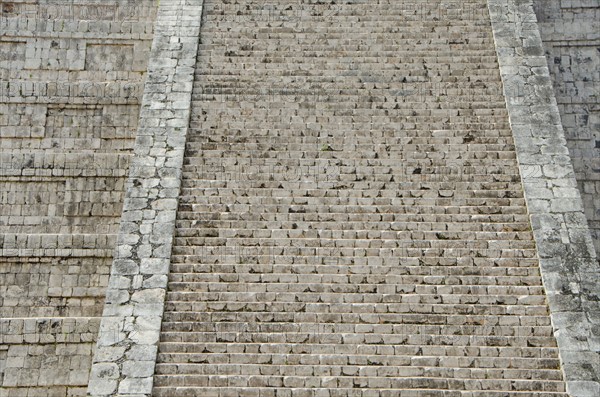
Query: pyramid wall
xmin=0 ymin=1 xmax=157 ymax=395
xmin=533 ymin=0 xmax=600 ymax=262
xmin=0 ymin=1 xmax=598 ymax=397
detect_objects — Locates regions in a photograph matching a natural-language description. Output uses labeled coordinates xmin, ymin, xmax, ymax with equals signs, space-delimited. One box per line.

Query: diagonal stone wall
xmin=87 ymin=1 xmax=204 ymax=395
xmin=488 ymin=1 xmax=599 ymax=395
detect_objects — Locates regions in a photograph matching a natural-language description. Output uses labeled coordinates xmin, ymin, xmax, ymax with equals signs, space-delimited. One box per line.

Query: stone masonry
xmin=532 ymin=0 xmax=600 ymax=263
xmin=0 ymin=1 xmax=157 ymax=396
xmin=0 ymin=1 xmax=598 ymax=397
xmin=489 ymin=1 xmax=599 ymax=395
xmin=87 ymin=1 xmax=204 ymax=396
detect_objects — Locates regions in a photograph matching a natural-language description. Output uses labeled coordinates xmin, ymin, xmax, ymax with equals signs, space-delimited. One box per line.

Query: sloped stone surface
xmin=154 ymin=1 xmax=569 ymax=396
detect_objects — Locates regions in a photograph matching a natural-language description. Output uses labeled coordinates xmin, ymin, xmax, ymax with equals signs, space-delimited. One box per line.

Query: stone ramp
xmin=151 ymin=1 xmax=568 ymax=396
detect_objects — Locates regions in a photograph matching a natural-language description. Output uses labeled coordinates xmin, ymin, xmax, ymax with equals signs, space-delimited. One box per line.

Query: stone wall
xmin=533 ymin=0 xmax=600 ymax=259
xmin=0 ymin=1 xmax=157 ymax=396
xmin=87 ymin=0 xmax=205 ymax=394
xmin=0 ymin=0 xmax=598 ymax=395
xmin=489 ymin=1 xmax=599 ymax=394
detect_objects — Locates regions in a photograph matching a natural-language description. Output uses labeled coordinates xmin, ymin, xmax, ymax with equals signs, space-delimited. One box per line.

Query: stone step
xmin=159 ymin=338 xmax=557 ymax=359
xmin=187 ymin=125 xmax=511 ymax=133
xmin=172 ymin=226 xmax=532 ymax=236
xmin=180 ymin=172 xmax=522 ymax=184
xmin=185 ymin=131 xmax=515 ymax=141
xmin=188 ymin=127 xmax=511 ymax=135
xmin=167 ymin=267 xmax=542 ymax=285
xmin=200 ymin=26 xmax=495 ymax=33
xmin=177 ymin=210 xmax=527 ymax=223
xmin=174 ymin=211 xmax=530 ymax=223
xmin=159 ymin=331 xmax=557 ymax=348
xmin=194 ymin=65 xmax=502 ymax=74
xmin=195 ymin=72 xmax=501 ymax=82
xmin=198 ymin=19 xmax=494 ymax=27
xmin=192 ymin=117 xmax=512 ymax=124
xmin=178 ymin=188 xmax=524 ymax=200
xmin=182 ymin=163 xmax=519 ymax=175
xmin=159 ymin=322 xmax=554 ymax=337
xmin=195 ymin=60 xmax=501 ymax=69
xmin=168 ymin=258 xmax=541 ymax=270
xmin=169 ymin=252 xmax=539 ymax=265
xmin=197 ymin=43 xmax=497 ymax=52
xmin=198 ymin=44 xmax=498 ymax=51
xmin=174 ymin=219 xmax=530 ymax=233
xmin=193 ymin=90 xmax=506 ymax=100
xmin=198 ymin=55 xmax=499 ymax=63
xmin=192 ymin=88 xmax=507 ymax=97
xmin=193 ymin=107 xmax=508 ymax=117
xmin=164 ymin=290 xmax=548 ymax=305
xmin=178 ymin=183 xmax=523 ymax=193
xmin=186 ymin=145 xmax=515 ymax=152
xmin=159 ymin=306 xmax=556 ymax=328
xmin=188 ymin=123 xmax=513 ymax=133
xmin=169 ymin=256 xmax=541 ymax=269
xmin=152 ymin=387 xmax=568 ymax=397
xmin=187 ymin=147 xmax=517 ymax=159
xmin=189 ymin=110 xmax=506 ymax=120
xmin=168 ymin=253 xmax=543 ymax=278
xmin=165 ymin=281 xmax=545 ymax=296
xmin=194 ymin=89 xmax=504 ymax=98
xmin=195 ymin=67 xmax=501 ymax=77
xmin=173 ymin=218 xmax=529 ymax=231
xmin=194 ymin=126 xmax=508 ymax=133
xmin=197 ymin=71 xmax=498 ymax=79
xmin=157 ymin=341 xmax=560 ymax=358
xmin=198 ymin=65 xmax=499 ymax=74
xmin=174 ymin=228 xmax=531 ymax=241
xmin=161 ymin=301 xmax=548 ymax=317
xmin=175 ymin=228 xmax=532 ymax=239
xmin=201 ymin=5 xmax=489 ymax=15
xmin=198 ymin=20 xmax=494 ymax=27
xmin=168 ymin=260 xmax=542 ymax=276
xmin=197 ymin=28 xmax=493 ymax=36
xmin=155 ymin=364 xmax=563 ymax=384
xmin=199 ymin=27 xmax=495 ymax=34
xmin=179 ymin=163 xmax=521 ymax=176
xmin=193 ymin=93 xmax=504 ymax=102
xmin=154 ymin=359 xmax=562 ymax=377
xmin=199 ymin=33 xmax=495 ymax=39
xmin=178 ymin=197 xmax=527 ymax=208
xmin=151 ymin=375 xmax=566 ymax=392
xmin=183 ymin=142 xmax=517 ymax=152
xmin=171 ymin=248 xmax=538 ymax=262
xmin=162 ymin=288 xmax=546 ymax=305
xmin=170 ymin=238 xmax=535 ymax=251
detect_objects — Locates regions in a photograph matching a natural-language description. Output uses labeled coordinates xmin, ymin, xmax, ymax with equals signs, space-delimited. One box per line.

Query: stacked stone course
xmin=1 ymin=1 xmax=598 ymax=396
xmin=0 ymin=1 xmax=157 ymax=395
xmin=532 ymin=0 xmax=600 ymax=261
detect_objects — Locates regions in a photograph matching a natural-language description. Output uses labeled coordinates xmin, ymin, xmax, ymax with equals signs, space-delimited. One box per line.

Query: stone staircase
xmin=153 ymin=1 xmax=567 ymax=395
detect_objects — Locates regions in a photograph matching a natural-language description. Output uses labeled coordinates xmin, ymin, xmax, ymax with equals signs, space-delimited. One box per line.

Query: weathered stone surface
xmin=151 ymin=0 xmax=589 ymax=396
xmin=0 ymin=1 xmax=158 ymax=395
xmin=2 ymin=0 xmax=598 ymax=396
xmin=488 ymin=1 xmax=600 ymax=396
xmin=532 ymin=0 xmax=600 ymax=263
xmin=87 ymin=0 xmax=204 ymax=396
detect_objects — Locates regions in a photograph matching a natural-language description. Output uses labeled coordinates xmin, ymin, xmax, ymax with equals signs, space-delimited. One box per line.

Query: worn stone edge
xmin=87 ymin=1 xmax=204 ymax=396
xmin=487 ymin=1 xmax=600 ymax=396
